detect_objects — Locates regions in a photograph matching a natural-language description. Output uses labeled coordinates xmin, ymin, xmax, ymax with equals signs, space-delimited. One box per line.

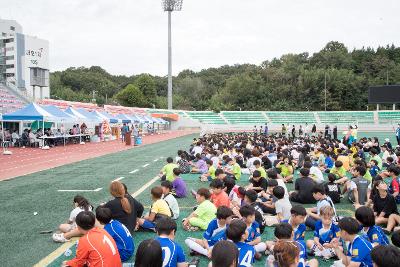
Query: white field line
xmin=129 ymin=169 xmax=139 ymax=174
xmin=142 ymin=163 xmax=150 ymax=168
xmin=57 ymin=188 xmax=103 ymax=192
xmin=153 ymin=158 xmax=159 ymax=162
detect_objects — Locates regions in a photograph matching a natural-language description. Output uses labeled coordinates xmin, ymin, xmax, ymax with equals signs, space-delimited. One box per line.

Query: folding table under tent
xmin=2 ymin=103 xmax=59 ymax=148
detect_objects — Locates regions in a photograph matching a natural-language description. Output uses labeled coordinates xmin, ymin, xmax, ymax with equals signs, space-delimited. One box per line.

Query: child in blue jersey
xmin=155 ymin=217 xmax=187 ymax=267
xmin=226 ymin=219 xmax=256 ymax=267
xmin=239 ymin=204 xmax=266 ymax=257
xmin=95 ymin=206 xmax=134 ymax=262
xmin=355 ymin=206 xmax=390 ymax=246
xmin=184 ymin=206 xmax=233 ymax=257
xmin=332 ymin=217 xmax=373 ymax=267
xmin=266 ymin=223 xmax=318 ymax=267
xmin=282 ymin=205 xmax=307 ymax=241
xmin=306 ymin=205 xmax=341 ymax=259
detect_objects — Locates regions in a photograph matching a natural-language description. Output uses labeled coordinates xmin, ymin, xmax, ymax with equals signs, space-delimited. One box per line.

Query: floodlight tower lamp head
xmin=162 ymin=0 xmax=183 ymax=11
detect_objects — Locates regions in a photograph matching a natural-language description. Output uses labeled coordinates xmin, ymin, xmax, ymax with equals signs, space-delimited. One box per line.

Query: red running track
xmin=0 ymin=130 xmax=197 ymax=181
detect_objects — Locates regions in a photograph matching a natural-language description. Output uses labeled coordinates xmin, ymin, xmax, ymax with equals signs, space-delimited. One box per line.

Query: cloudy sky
xmin=2 ymin=0 xmax=399 ymax=76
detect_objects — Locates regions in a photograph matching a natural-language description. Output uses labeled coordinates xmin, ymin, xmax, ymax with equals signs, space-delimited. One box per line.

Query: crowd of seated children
xmin=57 ymin=130 xmax=400 ymax=267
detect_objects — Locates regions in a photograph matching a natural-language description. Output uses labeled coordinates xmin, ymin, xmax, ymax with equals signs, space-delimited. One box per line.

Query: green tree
xmin=114 ymin=84 xmax=147 ymax=107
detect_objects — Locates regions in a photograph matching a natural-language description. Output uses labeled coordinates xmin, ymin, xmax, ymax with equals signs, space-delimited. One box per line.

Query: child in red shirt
xmin=210 ymin=179 xmax=231 ymax=208
xmin=63 ymin=211 xmax=121 ymax=267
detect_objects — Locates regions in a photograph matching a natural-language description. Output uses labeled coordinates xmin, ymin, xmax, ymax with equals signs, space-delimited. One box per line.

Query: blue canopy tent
xmin=136 ymin=114 xmax=149 ymax=123
xmin=158 ymin=118 xmax=169 ymax=124
xmin=76 ymin=108 xmax=103 ymax=123
xmin=127 ymin=114 xmax=142 ymax=124
xmin=41 ymin=105 xmax=76 ymax=123
xmin=116 ymin=114 xmax=132 ymax=124
xmin=64 ymin=107 xmax=87 ymax=121
xmin=94 ymin=111 xmax=119 ymax=124
xmin=143 ymin=115 xmax=158 ymax=124
xmin=2 ymin=103 xmax=57 ymax=121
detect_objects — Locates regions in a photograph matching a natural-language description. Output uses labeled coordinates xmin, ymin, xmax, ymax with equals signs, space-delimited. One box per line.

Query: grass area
xmin=0 ymin=131 xmax=395 ymax=267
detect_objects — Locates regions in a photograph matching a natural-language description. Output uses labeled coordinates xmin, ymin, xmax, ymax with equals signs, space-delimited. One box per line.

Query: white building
xmin=0 ymin=18 xmax=49 ymax=100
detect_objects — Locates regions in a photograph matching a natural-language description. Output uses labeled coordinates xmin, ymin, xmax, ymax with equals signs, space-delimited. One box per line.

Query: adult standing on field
xmin=395 ymin=124 xmax=400 ymax=146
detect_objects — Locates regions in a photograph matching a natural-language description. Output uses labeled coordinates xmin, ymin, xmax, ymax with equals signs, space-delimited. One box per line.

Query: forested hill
xmin=50 ymin=41 xmax=400 ymax=111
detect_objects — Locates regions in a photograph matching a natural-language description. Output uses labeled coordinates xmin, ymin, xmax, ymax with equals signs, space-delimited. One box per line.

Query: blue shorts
xmin=142 ymin=220 xmax=156 ymax=230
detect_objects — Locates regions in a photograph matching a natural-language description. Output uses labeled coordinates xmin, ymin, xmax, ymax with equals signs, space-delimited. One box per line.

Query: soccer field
xmin=0 ymin=131 xmax=396 ymax=267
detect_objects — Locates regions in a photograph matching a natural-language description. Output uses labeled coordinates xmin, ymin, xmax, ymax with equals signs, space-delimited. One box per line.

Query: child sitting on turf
xmin=171 ymin=168 xmax=187 ymax=198
xmin=239 ymin=205 xmax=267 ymax=257
xmin=155 ymin=217 xmax=187 ymax=267
xmin=331 ymin=217 xmax=373 ymax=267
xmin=305 ymin=184 xmax=337 ymax=230
xmin=160 ymin=157 xmax=179 ymax=181
xmin=226 ymin=219 xmax=256 ymax=267
xmin=52 ymin=195 xmax=93 ymax=243
xmin=267 ymin=169 xmax=289 ymax=199
xmin=369 ymin=160 xmax=380 ymax=178
xmin=281 ymin=205 xmax=307 ymax=241
xmin=330 ymin=160 xmax=348 ymax=184
xmin=276 ymin=156 xmax=294 ymax=183
xmin=95 ymin=206 xmax=134 ymax=262
xmin=215 ymin=168 xmax=227 ymax=181
xmin=62 ymin=212 xmax=121 ymax=267
xmin=184 ymin=206 xmax=233 ymax=257
xmin=346 ymin=166 xmax=370 ymax=207
xmin=210 ymin=179 xmax=231 ymax=208
xmin=137 ymin=186 xmax=172 ymax=231
xmin=258 ymin=179 xmax=278 ymax=215
xmin=263 ymin=186 xmax=292 ymax=226
xmin=191 ymin=153 xmax=208 ymax=174
xmin=227 ymin=179 xmax=245 ymax=208
xmin=306 ymin=206 xmax=341 ymax=259
xmin=247 ymin=170 xmax=268 ymax=193
xmin=265 ymin=223 xmax=318 ymax=267
xmin=161 ymin=180 xmax=180 ymax=220
xmin=324 ymin=173 xmax=341 ymax=204
xmin=224 ymin=157 xmax=242 ymax=180
xmin=182 ymin=188 xmax=217 ymax=231
xmin=201 ymin=159 xmax=216 ymax=182
xmin=253 ymin=160 xmax=267 ymax=178
xmin=355 ymin=206 xmax=389 ymax=246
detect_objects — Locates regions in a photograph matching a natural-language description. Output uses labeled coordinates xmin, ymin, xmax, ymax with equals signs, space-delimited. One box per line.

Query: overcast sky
xmin=2 ymin=0 xmax=399 ymax=76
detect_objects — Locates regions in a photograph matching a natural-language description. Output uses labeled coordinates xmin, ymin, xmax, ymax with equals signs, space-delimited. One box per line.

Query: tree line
xmin=50 ymin=41 xmax=400 ymax=111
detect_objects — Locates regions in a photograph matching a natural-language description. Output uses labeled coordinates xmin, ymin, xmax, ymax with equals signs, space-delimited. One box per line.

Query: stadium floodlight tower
xmin=162 ymin=0 xmax=183 ymax=110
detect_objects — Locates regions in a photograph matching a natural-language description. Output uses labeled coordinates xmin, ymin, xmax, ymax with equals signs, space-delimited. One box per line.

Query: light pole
xmin=324 ymin=72 xmax=326 ymax=111
xmin=162 ymin=0 xmax=183 ymax=110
